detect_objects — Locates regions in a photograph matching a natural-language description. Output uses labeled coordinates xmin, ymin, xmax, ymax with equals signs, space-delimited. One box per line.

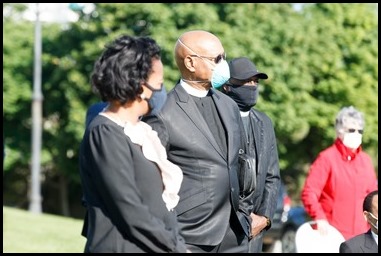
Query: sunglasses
xmin=177 ymin=39 xmax=226 ymax=64
xmin=144 ymin=82 xmax=163 ymax=92
xmin=190 ymin=52 xmax=226 ymax=64
xmin=346 ymin=128 xmax=364 ymax=134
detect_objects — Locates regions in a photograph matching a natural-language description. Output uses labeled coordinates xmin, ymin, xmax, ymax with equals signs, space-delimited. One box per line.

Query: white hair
xmin=335 ymin=106 xmax=365 ymax=135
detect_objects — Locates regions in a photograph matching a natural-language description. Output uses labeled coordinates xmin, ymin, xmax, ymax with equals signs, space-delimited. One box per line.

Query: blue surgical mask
xmin=145 ymin=85 xmax=167 ymax=116
xmin=211 ymin=59 xmax=230 ymax=89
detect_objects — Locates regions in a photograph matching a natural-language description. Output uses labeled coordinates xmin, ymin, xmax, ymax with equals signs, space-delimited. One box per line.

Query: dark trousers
xmin=248 ymin=231 xmax=265 ymax=253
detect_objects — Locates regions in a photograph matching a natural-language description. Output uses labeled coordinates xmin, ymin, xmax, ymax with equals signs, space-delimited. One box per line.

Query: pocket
xmin=238 ymin=153 xmax=257 ymax=195
xmin=175 ymin=189 xmax=207 ymax=215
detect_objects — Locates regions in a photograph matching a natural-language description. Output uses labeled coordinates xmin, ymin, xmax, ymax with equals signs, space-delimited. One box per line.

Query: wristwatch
xmin=265 ymin=216 xmax=271 ymax=230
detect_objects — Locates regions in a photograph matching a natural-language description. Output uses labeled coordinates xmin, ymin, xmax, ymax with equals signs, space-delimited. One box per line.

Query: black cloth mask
xmin=225 ymin=85 xmax=258 ymax=112
xmin=146 ymin=85 xmax=167 ymax=116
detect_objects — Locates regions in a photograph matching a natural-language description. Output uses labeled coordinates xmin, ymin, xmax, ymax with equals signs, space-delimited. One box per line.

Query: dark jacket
xmin=80 ymin=115 xmax=187 ymax=253
xmin=339 ymin=229 xmax=378 ymax=253
xmin=143 ymin=83 xmax=251 ymax=246
xmin=244 ymin=109 xmax=281 ymax=252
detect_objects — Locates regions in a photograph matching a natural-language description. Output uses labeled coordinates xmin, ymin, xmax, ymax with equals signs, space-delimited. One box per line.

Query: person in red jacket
xmin=301 ymin=106 xmax=378 ymax=240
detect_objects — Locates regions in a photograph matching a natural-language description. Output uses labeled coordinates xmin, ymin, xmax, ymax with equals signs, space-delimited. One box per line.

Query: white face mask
xmin=342 ymin=132 xmax=362 ymax=149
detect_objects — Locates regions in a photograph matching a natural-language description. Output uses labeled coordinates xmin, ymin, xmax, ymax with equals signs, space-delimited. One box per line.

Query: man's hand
xmin=250 ymin=213 xmax=268 ymax=238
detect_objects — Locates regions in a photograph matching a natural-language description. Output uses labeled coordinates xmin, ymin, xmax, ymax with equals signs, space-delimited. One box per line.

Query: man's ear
xmin=362 ymin=211 xmax=368 ymax=222
xmin=183 ymin=56 xmax=196 ymax=72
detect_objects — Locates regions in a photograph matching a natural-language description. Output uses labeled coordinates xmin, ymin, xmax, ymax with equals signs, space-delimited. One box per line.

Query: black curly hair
xmin=91 ymin=34 xmax=161 ymax=105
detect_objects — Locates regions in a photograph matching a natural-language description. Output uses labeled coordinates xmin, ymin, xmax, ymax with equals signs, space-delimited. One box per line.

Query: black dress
xmin=79 ymin=114 xmax=186 ymax=253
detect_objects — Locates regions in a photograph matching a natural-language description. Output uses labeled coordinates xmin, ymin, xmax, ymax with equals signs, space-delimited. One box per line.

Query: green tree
xmin=3 ymin=3 xmax=377 ymax=216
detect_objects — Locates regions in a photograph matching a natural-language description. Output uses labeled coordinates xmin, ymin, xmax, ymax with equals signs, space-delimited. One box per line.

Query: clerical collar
xmin=180 ymin=79 xmax=209 ymax=97
xmin=240 ymin=111 xmax=250 ymax=117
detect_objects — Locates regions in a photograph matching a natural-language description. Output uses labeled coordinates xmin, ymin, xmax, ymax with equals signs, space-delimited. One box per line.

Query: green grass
xmin=3 ymin=206 xmax=86 ymax=253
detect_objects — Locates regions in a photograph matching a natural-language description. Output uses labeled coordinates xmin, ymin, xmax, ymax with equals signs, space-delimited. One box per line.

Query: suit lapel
xmin=175 ymin=85 xmax=226 ymax=160
xmin=363 ymin=230 xmax=378 ymax=253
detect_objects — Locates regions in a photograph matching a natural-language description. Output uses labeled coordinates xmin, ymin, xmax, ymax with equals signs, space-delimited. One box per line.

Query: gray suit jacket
xmin=143 ymin=83 xmax=251 ymax=246
xmin=339 ymin=229 xmax=378 ymax=253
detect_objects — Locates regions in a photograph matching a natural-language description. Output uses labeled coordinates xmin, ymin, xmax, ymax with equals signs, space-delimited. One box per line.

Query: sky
xmin=21 ymin=3 xmax=306 ymax=23
xmin=22 ymin=3 xmax=374 ymax=24
xmin=21 ymin=3 xmax=95 ymax=23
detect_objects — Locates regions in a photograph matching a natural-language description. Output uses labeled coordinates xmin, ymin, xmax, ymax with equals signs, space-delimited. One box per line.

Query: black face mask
xmin=225 ymin=84 xmax=258 ymax=112
xmin=145 ymin=84 xmax=167 ymax=116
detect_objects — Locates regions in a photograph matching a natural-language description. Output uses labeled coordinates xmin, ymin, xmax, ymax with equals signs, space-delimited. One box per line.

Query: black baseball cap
xmin=229 ymin=57 xmax=268 ymax=80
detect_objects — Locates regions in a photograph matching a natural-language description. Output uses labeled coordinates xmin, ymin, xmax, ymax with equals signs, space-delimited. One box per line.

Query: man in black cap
xmin=221 ymin=57 xmax=281 ymax=253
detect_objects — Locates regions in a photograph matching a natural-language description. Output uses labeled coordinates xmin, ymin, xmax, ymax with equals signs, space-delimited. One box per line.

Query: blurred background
xmin=3 ymin=4 xmax=378 ymax=251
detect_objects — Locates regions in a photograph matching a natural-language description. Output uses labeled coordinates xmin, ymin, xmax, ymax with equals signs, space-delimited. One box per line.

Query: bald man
xmin=143 ymin=30 xmax=251 ymax=253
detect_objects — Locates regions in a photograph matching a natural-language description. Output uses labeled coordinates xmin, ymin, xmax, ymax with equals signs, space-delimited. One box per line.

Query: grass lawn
xmin=3 ymin=206 xmax=86 ymax=253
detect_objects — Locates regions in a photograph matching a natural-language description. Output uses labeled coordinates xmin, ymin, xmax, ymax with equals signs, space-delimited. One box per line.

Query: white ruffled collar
xmin=99 ymin=112 xmax=183 ymax=211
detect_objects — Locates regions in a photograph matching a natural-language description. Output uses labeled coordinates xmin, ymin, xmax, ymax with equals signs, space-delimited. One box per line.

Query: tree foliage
xmin=3 ymin=3 xmax=378 ymax=216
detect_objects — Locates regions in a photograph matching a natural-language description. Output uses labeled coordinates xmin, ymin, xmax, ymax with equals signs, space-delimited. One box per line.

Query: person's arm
xmin=301 ymin=152 xmax=331 ymax=220
xmin=256 ymin=117 xmax=281 ymax=227
xmin=251 ymin=117 xmax=281 ymax=236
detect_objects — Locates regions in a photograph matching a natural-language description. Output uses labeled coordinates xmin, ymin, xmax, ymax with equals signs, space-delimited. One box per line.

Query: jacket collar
xmin=334 ymin=138 xmax=362 ymax=161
